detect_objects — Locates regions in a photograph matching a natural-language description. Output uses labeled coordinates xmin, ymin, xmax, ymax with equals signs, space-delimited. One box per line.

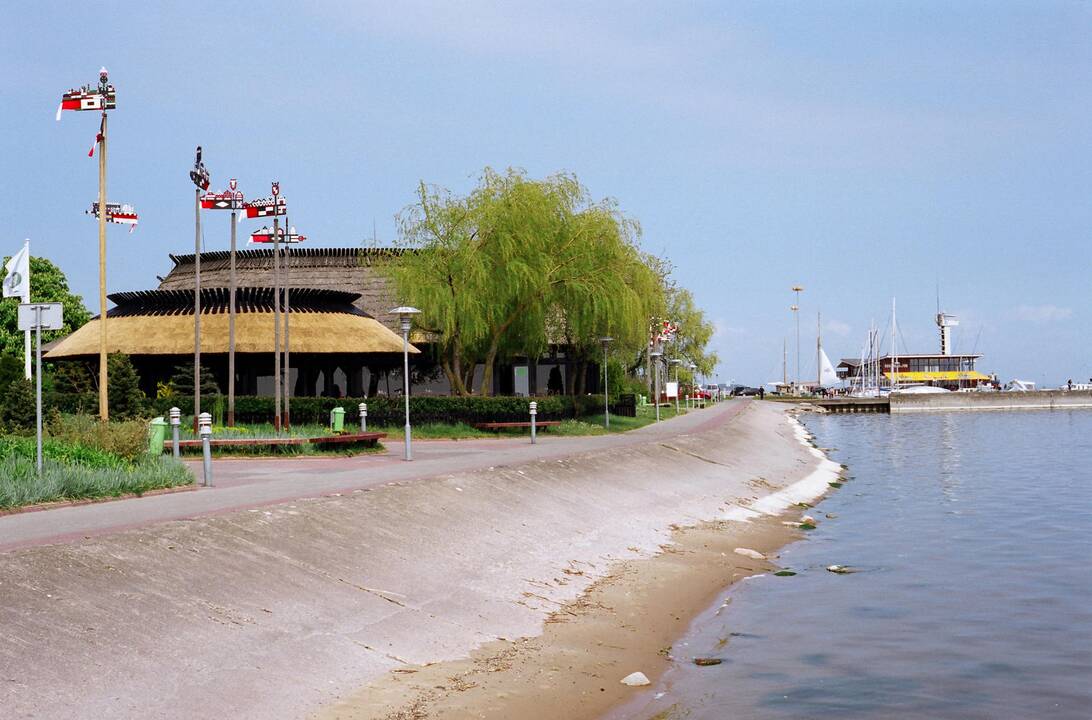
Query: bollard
xmin=169 ymin=407 xmax=181 ymax=458
xmin=529 ymin=401 xmax=537 ymax=445
xmin=198 ymin=411 xmax=213 ymax=487
xmin=359 ymin=402 xmax=368 ymax=432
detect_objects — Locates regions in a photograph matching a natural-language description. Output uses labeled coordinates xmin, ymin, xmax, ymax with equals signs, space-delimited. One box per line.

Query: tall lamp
xmin=599 ymin=336 xmax=613 ymax=429
xmin=389 ymin=306 xmax=421 ymax=460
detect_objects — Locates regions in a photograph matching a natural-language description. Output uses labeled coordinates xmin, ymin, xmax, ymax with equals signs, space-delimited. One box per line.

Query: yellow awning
xmin=882 ymin=371 xmax=990 ymax=382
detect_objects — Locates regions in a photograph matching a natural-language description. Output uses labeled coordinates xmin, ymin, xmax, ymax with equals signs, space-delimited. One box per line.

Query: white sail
xmin=819 ymin=348 xmax=839 ymax=387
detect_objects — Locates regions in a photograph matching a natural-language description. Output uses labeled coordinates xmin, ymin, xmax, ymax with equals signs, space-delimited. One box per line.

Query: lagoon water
xmin=609 ymin=410 xmax=1092 ymax=719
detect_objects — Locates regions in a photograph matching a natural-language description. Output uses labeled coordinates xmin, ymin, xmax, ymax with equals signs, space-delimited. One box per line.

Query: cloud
xmin=713 ymin=319 xmax=747 ymax=339
xmin=824 ymin=319 xmax=852 ymax=337
xmin=1015 ymin=304 xmax=1073 ymax=323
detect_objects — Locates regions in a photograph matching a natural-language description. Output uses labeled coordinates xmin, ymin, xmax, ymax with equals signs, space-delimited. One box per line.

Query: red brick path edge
xmin=0 ymin=483 xmax=198 ymax=517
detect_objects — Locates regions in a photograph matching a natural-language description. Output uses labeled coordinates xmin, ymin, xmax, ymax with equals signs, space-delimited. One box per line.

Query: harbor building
xmin=836 ymin=353 xmax=991 ymax=390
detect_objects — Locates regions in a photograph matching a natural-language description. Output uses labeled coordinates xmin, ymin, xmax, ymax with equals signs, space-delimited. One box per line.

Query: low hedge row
xmin=142 ymin=394 xmax=608 ymax=425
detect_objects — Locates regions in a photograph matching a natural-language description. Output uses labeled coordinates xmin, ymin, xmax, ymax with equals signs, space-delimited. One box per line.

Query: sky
xmin=3 ymin=1 xmax=1089 ymax=387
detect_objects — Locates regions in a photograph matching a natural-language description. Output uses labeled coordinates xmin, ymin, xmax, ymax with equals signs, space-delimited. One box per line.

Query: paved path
xmin=0 ymin=401 xmax=747 ymax=552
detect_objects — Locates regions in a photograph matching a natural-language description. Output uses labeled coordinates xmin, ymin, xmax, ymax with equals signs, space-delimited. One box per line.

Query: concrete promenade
xmin=0 ymin=402 xmax=740 ymax=552
xmin=0 ymin=399 xmax=818 ymax=720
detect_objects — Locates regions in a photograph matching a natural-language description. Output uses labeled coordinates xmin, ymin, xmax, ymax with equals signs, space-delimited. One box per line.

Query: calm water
xmin=609 ymin=410 xmax=1092 ymax=719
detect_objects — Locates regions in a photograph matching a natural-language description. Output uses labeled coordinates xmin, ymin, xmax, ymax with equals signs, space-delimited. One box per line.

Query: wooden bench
xmin=308 ymin=432 xmax=387 ymax=448
xmin=473 ymin=421 xmax=562 ymax=432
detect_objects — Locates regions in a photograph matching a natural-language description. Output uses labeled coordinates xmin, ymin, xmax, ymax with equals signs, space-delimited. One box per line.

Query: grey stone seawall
xmin=0 ymin=402 xmax=818 ymax=720
xmin=891 ymin=389 xmax=1092 ymax=413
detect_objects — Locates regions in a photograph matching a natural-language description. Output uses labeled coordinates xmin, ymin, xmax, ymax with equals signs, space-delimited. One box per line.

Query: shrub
xmin=108 ymin=353 xmax=148 ymax=420
xmin=1 ymin=377 xmax=37 ymax=431
xmin=46 ymin=413 xmax=150 ymax=463
xmin=0 ymin=434 xmax=126 ymax=469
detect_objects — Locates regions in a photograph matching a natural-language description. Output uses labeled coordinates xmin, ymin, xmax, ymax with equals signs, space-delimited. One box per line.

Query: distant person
xmin=758 ymin=387 xmax=765 ymax=400
xmin=1067 ymin=379 xmax=1073 ymax=391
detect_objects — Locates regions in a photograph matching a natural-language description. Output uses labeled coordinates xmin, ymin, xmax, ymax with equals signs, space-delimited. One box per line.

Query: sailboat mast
xmin=891 ymin=297 xmax=898 ymax=391
xmin=782 ymin=338 xmax=787 ymax=386
xmin=816 ymin=310 xmax=822 ymax=389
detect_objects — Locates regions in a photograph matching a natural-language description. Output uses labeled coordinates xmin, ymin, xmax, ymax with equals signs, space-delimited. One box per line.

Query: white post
xmin=34 ymin=305 xmax=42 ymax=476
xmin=199 ymin=411 xmax=212 ymax=487
xmin=529 ymin=401 xmax=537 ymax=444
xmin=169 ymin=406 xmax=181 ymax=458
xmin=359 ymin=402 xmax=367 ymax=433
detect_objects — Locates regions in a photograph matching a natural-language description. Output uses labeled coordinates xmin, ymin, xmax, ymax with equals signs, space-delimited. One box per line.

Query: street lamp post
xmin=649 ymin=343 xmax=663 ymax=422
xmin=599 ymin=336 xmax=612 ymax=429
xmin=791 ymin=285 xmax=804 ymax=393
xmin=390 ymin=306 xmax=421 ymax=460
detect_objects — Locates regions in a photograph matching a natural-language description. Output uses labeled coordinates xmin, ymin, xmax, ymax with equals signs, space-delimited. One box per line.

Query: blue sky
xmin=4 ymin=1 xmax=1089 ymax=386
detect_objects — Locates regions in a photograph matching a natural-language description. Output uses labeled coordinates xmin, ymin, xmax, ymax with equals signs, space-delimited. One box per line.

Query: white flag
xmin=3 ymin=241 xmax=29 ymax=300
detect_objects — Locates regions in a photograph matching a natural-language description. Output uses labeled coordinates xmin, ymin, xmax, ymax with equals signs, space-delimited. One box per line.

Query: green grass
xmin=0 ymin=454 xmax=193 ymax=509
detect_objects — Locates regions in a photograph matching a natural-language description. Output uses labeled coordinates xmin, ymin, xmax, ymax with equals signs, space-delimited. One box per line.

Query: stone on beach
xmin=734 ymin=548 xmax=765 ymax=560
xmin=826 ymin=564 xmax=857 ymax=574
xmin=693 ymin=657 xmax=723 ymax=666
xmin=621 ymin=671 xmax=651 ymax=686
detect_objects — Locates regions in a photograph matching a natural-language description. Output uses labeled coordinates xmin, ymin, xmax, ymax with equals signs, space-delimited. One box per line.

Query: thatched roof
xmin=158 ymin=248 xmax=409 ymax=333
xmin=45 ymin=288 xmax=418 ymax=359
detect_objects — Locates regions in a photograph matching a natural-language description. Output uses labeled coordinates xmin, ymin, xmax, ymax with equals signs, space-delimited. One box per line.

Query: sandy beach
xmin=315 ymin=514 xmax=806 ymax=720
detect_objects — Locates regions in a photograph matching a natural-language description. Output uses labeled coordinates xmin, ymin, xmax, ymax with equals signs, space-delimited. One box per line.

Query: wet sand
xmin=315 ymin=512 xmax=811 ymax=720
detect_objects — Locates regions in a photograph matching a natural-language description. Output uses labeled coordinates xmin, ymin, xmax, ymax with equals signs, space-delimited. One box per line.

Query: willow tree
xmin=386 ymin=167 xmax=671 ymax=397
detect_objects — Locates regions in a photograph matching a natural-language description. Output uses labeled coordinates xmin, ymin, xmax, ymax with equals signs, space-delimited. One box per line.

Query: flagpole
xmin=272 ymin=188 xmax=281 ymax=433
xmin=97 ymin=111 xmax=109 ymax=422
xmin=194 ymin=186 xmax=202 ymax=432
xmin=283 ymin=220 xmax=291 ymax=431
xmin=228 ymin=196 xmax=237 ymax=427
xmin=22 ymin=240 xmax=31 ymax=380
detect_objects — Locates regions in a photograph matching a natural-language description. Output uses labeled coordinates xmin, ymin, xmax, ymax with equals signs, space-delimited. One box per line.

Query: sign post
xmin=19 ymin=302 xmax=64 ymax=475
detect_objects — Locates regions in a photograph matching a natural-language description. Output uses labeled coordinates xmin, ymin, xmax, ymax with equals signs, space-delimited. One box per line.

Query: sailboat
xmin=815 ymin=311 xmax=840 ymax=392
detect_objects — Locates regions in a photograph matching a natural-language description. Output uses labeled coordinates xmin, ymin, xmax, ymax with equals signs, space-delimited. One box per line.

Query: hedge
xmin=136 ymin=394 xmax=608 ymax=425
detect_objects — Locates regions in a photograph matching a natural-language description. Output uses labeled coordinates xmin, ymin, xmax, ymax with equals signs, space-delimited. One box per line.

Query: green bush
xmin=1 ymin=377 xmax=37 ymax=431
xmin=0 ymin=435 xmax=126 ymax=469
xmin=108 ymin=353 xmax=148 ymax=420
xmin=148 ymin=394 xmax=607 ymax=426
xmin=46 ymin=413 xmax=150 ymax=463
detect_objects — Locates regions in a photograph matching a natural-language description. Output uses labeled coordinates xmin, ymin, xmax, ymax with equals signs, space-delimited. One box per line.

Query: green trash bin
xmin=148 ymin=417 xmax=168 ymax=455
xmin=330 ymin=407 xmax=346 ymax=434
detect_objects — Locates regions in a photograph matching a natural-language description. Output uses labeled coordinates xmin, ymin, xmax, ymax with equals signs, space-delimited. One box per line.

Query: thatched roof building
xmin=157 ymin=248 xmax=407 ymax=333
xmin=46 ymin=286 xmax=418 ymax=398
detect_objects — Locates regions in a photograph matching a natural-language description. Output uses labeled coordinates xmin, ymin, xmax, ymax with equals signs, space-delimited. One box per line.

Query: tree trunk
xmin=574 ymin=359 xmax=587 ymax=396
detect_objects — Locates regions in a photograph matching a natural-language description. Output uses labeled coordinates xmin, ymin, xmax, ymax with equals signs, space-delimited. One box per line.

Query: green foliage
xmin=0 ymin=354 xmax=24 ymax=394
xmin=0 ymin=454 xmax=192 ymax=509
xmin=107 ymin=353 xmax=147 ymax=420
xmin=46 ymin=412 xmax=150 ymax=463
xmin=386 ymin=168 xmax=665 ymax=396
xmin=0 ymin=256 xmax=91 ymax=359
xmin=1 ymin=377 xmax=37 ymax=431
xmin=0 ymin=435 xmax=126 ymax=469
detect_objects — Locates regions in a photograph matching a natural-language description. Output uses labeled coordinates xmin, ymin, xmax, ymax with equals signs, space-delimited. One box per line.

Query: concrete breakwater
xmin=0 ymin=401 xmax=822 ymax=720
xmin=890 ymin=389 xmax=1092 ymax=413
